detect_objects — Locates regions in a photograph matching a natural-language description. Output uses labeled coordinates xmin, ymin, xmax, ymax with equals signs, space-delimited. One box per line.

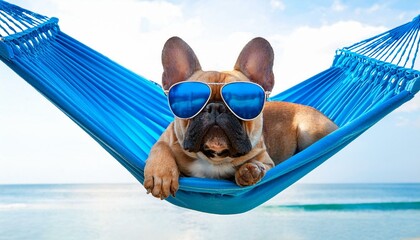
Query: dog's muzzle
xmin=183 ymin=102 xmax=252 ymax=158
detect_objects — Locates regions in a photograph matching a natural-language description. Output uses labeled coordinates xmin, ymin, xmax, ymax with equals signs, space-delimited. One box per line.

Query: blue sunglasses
xmin=165 ymin=81 xmax=270 ymax=121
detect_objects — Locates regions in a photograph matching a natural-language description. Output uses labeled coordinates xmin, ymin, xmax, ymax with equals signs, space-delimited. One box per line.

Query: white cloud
xmin=44 ymin=0 xmax=205 ymax=84
xmin=394 ymin=112 xmax=420 ymax=128
xmin=331 ymin=0 xmax=347 ymax=12
xmin=355 ymin=3 xmax=384 ymax=15
xmin=269 ymin=21 xmax=386 ymax=94
xmin=395 ymin=116 xmax=411 ymax=127
xmin=366 ymin=4 xmax=382 ymax=13
xmin=396 ymin=96 xmax=420 ymax=113
xmin=270 ymin=0 xmax=286 ymax=11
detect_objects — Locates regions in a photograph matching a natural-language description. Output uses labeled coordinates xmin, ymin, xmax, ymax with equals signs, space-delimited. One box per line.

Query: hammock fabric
xmin=1 ymin=1 xmax=419 ymax=214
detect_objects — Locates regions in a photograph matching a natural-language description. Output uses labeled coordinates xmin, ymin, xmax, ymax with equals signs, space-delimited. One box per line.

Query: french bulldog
xmin=144 ymin=36 xmax=338 ymax=199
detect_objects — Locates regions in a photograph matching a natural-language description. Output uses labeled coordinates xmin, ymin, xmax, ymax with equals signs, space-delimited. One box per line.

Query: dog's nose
xmin=202 ymin=144 xmax=230 ymax=158
xmin=204 ymin=102 xmax=227 ymax=115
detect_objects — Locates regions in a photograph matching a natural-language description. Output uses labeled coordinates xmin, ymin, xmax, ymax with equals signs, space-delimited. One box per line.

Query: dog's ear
xmin=162 ymin=37 xmax=201 ymax=90
xmin=234 ymin=37 xmax=274 ymax=92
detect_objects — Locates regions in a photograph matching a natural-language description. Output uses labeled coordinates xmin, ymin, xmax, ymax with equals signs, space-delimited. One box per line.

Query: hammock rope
xmin=1 ymin=1 xmax=419 ymax=214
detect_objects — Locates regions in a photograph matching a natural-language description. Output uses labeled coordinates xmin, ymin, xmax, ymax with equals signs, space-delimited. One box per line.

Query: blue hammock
xmin=1 ymin=1 xmax=419 ymax=214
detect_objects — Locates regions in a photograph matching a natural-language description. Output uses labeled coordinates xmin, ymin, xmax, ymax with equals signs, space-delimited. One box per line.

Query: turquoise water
xmin=0 ymin=183 xmax=419 ymax=240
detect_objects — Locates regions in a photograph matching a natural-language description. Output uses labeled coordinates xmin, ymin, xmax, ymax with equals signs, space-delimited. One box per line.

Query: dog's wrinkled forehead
xmin=188 ymin=70 xmax=250 ymax=101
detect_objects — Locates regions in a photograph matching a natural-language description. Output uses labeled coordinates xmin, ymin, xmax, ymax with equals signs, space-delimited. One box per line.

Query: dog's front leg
xmin=144 ymin=140 xmax=179 ymax=199
xmin=235 ymin=151 xmax=274 ymax=187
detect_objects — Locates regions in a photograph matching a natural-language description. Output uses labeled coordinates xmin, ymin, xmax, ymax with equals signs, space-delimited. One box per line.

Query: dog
xmin=144 ymin=36 xmax=338 ymax=199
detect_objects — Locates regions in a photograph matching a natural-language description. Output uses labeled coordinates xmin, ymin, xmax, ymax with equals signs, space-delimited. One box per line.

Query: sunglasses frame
xmin=164 ymin=81 xmax=271 ymax=121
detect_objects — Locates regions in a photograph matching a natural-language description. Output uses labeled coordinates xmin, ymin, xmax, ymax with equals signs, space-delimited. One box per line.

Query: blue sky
xmin=0 ymin=0 xmax=419 ymax=184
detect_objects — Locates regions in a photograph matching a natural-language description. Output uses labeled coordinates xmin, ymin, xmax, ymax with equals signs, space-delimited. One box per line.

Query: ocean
xmin=0 ymin=183 xmax=419 ymax=240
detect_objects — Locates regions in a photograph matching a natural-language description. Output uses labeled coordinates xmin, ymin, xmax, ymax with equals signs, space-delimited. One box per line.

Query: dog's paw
xmin=235 ymin=162 xmax=266 ymax=187
xmin=144 ymin=159 xmax=179 ymax=200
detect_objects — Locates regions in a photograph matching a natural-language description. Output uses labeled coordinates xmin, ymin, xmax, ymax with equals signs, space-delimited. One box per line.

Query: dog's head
xmin=162 ymin=37 xmax=274 ymax=164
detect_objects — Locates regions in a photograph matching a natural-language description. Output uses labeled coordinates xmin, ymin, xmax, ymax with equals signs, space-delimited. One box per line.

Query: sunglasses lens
xmin=168 ymin=82 xmax=211 ymax=119
xmin=221 ymin=82 xmax=265 ymax=120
